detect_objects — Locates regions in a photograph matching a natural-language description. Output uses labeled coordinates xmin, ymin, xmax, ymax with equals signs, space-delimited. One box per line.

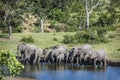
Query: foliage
xmin=20 ymin=35 xmax=35 ymax=43
xmin=0 ymin=32 xmax=120 ymax=59
xmin=63 ymin=35 xmax=75 ymax=44
xmin=63 ymin=28 xmax=108 ymax=44
xmin=0 ymin=50 xmax=24 ymax=76
xmin=0 ymin=0 xmax=120 ymax=33
xmin=53 ymin=37 xmax=58 ymax=41
xmin=0 ymin=76 xmax=6 ymax=80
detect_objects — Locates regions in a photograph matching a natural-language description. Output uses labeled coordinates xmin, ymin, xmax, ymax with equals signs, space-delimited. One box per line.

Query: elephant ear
xmin=78 ymin=47 xmax=82 ymax=53
xmin=91 ymin=51 xmax=98 ymax=59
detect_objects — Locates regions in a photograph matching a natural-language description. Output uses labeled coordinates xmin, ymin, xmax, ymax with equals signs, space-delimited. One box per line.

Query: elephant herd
xmin=16 ymin=43 xmax=107 ymax=67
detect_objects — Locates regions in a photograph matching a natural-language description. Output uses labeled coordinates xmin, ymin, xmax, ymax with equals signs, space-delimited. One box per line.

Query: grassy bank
xmin=0 ymin=31 xmax=120 ymax=61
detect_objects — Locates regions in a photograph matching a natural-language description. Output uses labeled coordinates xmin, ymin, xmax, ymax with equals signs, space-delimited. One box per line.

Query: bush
xmin=63 ymin=35 xmax=75 ymax=44
xmin=53 ymin=37 xmax=58 ymax=41
xmin=97 ymin=28 xmax=107 ymax=37
xmin=20 ymin=35 xmax=35 ymax=43
xmin=0 ymin=76 xmax=6 ymax=80
xmin=63 ymin=29 xmax=108 ymax=44
xmin=0 ymin=50 xmax=24 ymax=76
xmin=74 ymin=30 xmax=100 ymax=44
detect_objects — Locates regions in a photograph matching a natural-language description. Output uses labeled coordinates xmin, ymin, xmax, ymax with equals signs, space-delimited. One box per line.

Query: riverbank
xmin=107 ymin=59 xmax=120 ymax=67
xmin=5 ymin=76 xmax=35 ymax=80
xmin=0 ymin=31 xmax=120 ymax=61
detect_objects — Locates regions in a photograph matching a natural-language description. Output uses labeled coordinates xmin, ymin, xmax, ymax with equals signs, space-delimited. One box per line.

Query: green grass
xmin=0 ymin=31 xmax=120 ymax=61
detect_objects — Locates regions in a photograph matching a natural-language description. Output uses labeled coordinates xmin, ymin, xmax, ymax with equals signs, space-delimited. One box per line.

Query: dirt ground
xmin=5 ymin=76 xmax=35 ymax=80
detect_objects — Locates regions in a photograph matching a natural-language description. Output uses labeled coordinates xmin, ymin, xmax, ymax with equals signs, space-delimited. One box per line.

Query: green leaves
xmin=63 ymin=28 xmax=108 ymax=44
xmin=0 ymin=50 xmax=24 ymax=76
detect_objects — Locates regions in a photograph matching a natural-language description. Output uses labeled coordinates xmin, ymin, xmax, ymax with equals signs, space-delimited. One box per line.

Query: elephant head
xmin=16 ymin=43 xmax=27 ymax=60
xmin=43 ymin=48 xmax=52 ymax=63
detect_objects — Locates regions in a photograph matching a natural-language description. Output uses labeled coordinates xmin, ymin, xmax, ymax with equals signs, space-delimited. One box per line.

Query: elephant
xmin=57 ymin=53 xmax=65 ymax=64
xmin=43 ymin=48 xmax=53 ymax=63
xmin=16 ymin=43 xmax=43 ymax=64
xmin=67 ymin=44 xmax=92 ymax=65
xmin=51 ymin=45 xmax=68 ymax=63
xmin=77 ymin=44 xmax=92 ymax=65
xmin=17 ymin=43 xmax=26 ymax=60
xmin=67 ymin=47 xmax=79 ymax=64
xmin=85 ymin=49 xmax=107 ymax=67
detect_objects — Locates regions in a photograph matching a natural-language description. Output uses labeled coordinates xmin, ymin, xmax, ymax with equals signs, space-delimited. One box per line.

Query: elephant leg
xmin=76 ymin=57 xmax=79 ymax=65
xmin=52 ymin=55 xmax=54 ymax=63
xmin=33 ymin=53 xmax=37 ymax=64
xmin=71 ymin=56 xmax=75 ymax=64
xmin=94 ymin=58 xmax=97 ymax=67
xmin=24 ymin=59 xmax=29 ymax=64
xmin=79 ymin=57 xmax=82 ymax=65
xmin=100 ymin=61 xmax=103 ymax=67
xmin=37 ymin=56 xmax=40 ymax=64
xmin=104 ymin=58 xmax=106 ymax=67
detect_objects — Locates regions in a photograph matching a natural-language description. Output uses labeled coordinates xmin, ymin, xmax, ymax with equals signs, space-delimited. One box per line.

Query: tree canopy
xmin=0 ymin=0 xmax=119 ymax=34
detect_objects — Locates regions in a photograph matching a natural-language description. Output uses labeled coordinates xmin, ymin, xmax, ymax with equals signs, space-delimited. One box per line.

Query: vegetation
xmin=0 ymin=0 xmax=119 ymax=79
xmin=0 ymin=0 xmax=120 ymax=36
xmin=0 ymin=50 xmax=24 ymax=79
xmin=20 ymin=35 xmax=35 ymax=43
xmin=0 ymin=31 xmax=120 ymax=60
xmin=63 ymin=28 xmax=108 ymax=44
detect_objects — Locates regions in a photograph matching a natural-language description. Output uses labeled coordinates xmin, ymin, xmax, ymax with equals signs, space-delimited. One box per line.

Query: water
xmin=21 ymin=64 xmax=120 ymax=80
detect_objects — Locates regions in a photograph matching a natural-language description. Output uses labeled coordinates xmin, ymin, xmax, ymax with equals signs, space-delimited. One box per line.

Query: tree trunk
xmin=8 ymin=25 xmax=12 ymax=40
xmin=85 ymin=0 xmax=90 ymax=29
xmin=40 ymin=18 xmax=44 ymax=33
xmin=84 ymin=0 xmax=100 ymax=29
xmin=86 ymin=13 xmax=90 ymax=29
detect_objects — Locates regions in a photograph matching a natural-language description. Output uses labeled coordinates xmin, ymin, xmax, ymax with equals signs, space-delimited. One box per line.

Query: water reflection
xmin=21 ymin=64 xmax=120 ymax=80
xmin=24 ymin=64 xmax=106 ymax=71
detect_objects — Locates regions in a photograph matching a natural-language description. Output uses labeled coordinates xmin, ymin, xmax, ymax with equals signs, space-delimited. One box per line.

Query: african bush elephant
xmin=77 ymin=44 xmax=92 ymax=64
xmin=17 ymin=43 xmax=43 ymax=64
xmin=67 ymin=47 xmax=79 ymax=64
xmin=17 ymin=43 xmax=26 ymax=60
xmin=43 ymin=48 xmax=53 ymax=63
xmin=85 ymin=49 xmax=107 ymax=67
xmin=51 ymin=45 xmax=68 ymax=63
xmin=67 ymin=44 xmax=92 ymax=65
xmin=57 ymin=53 xmax=65 ymax=64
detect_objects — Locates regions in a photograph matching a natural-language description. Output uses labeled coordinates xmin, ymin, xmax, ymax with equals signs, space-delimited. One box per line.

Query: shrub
xmin=74 ymin=30 xmax=100 ymax=44
xmin=53 ymin=37 xmax=58 ymax=41
xmin=0 ymin=50 xmax=24 ymax=76
xmin=63 ymin=35 xmax=75 ymax=44
xmin=97 ymin=28 xmax=107 ymax=37
xmin=0 ymin=76 xmax=6 ymax=80
xmin=20 ymin=35 xmax=35 ymax=43
xmin=63 ymin=29 xmax=108 ymax=44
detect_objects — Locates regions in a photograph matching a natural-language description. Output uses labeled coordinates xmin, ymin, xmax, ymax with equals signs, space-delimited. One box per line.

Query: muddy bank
xmin=107 ymin=59 xmax=120 ymax=67
xmin=5 ymin=76 xmax=35 ymax=80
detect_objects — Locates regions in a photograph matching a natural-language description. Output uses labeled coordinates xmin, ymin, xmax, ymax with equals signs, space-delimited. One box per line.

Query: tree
xmin=31 ymin=0 xmax=48 ymax=33
xmin=1 ymin=0 xmax=16 ymax=39
xmin=84 ymin=0 xmax=100 ymax=29
xmin=0 ymin=50 xmax=24 ymax=77
xmin=1 ymin=0 xmax=23 ymax=39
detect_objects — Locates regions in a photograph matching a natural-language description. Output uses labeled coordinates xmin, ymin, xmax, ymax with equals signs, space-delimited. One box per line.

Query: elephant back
xmin=95 ymin=49 xmax=107 ymax=60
